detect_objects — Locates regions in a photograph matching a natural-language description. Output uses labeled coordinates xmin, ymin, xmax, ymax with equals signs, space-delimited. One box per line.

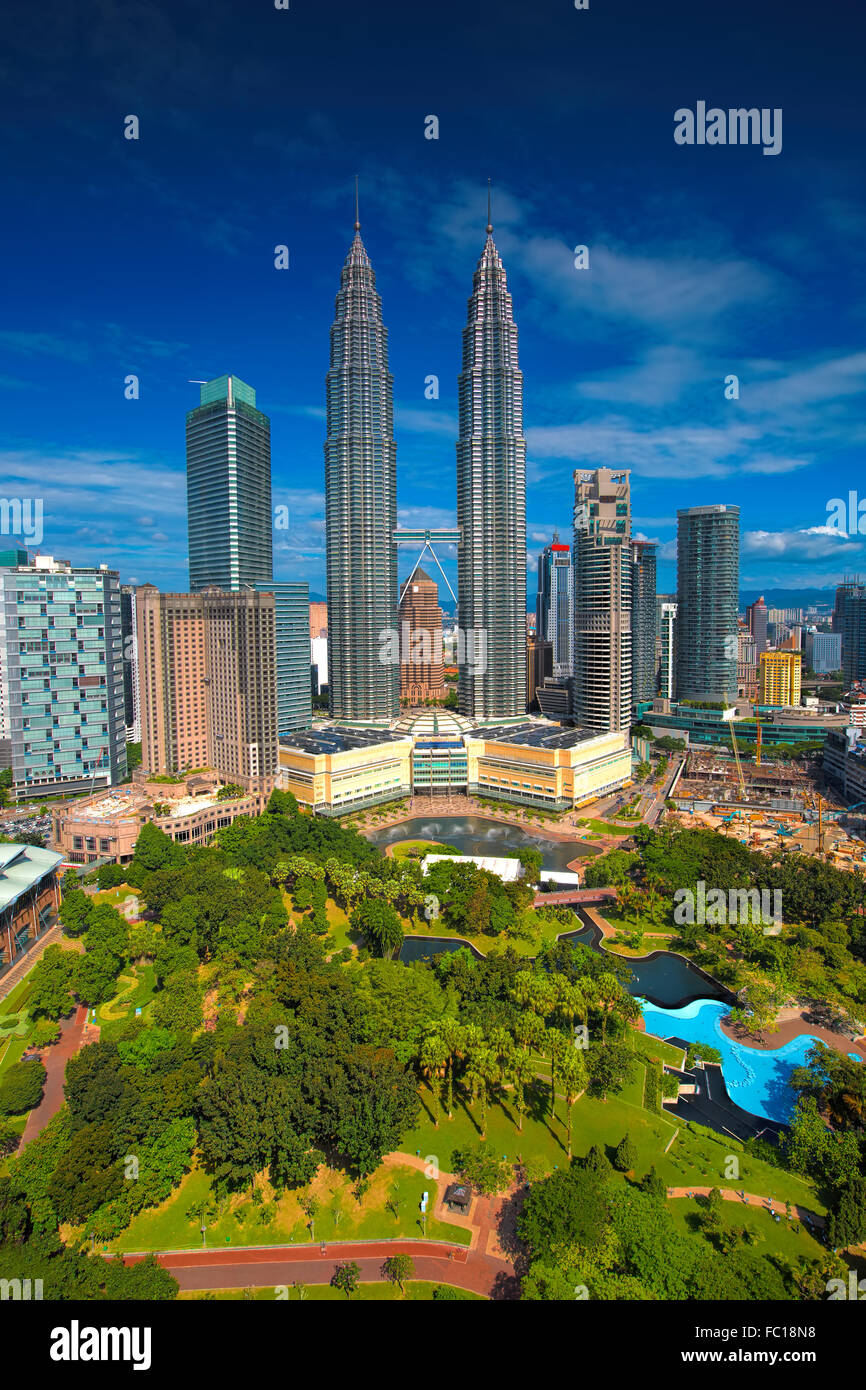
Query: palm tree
xmin=488 ymin=1025 xmax=513 ymax=1084
xmin=558 ymin=1048 xmax=587 ymax=1159
xmin=508 ymin=1047 xmax=534 ymax=1133
xmin=437 ymin=1017 xmax=464 ymax=1121
xmin=596 ymin=972 xmax=623 ymax=1043
xmin=465 ymin=1045 xmax=498 ymax=1139
xmin=420 ymin=1033 xmax=449 ymax=1127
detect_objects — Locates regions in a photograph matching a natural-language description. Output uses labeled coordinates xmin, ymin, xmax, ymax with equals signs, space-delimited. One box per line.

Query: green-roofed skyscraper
xmin=186 ymin=374 xmax=273 ymax=592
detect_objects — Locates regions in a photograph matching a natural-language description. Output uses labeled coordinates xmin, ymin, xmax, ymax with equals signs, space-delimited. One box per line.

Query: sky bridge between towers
xmin=393 ymin=527 xmax=462 ymax=607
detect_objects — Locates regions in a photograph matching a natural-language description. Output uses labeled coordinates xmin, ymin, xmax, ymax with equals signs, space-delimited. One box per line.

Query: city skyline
xmin=2 ymin=1 xmax=864 ymax=604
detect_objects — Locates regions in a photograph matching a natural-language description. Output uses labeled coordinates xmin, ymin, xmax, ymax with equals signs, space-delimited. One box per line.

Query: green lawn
xmin=108 ymin=1160 xmax=471 ymax=1255
xmin=407 ymin=1066 xmax=823 ymax=1215
xmin=389 ymin=840 xmax=454 ymax=860
xmin=179 ymin=1281 xmax=483 ymax=1301
xmin=575 ymin=819 xmax=633 ymax=837
xmin=92 ymin=885 xmax=138 ymax=908
xmin=666 ymin=1193 xmax=828 ymax=1266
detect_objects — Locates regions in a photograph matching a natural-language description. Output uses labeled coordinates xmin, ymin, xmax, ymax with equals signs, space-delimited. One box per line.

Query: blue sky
xmin=2 ymin=0 xmax=865 ymax=605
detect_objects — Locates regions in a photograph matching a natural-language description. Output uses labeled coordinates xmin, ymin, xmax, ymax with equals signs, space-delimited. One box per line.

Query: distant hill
xmin=739 ymin=588 xmax=837 ymax=609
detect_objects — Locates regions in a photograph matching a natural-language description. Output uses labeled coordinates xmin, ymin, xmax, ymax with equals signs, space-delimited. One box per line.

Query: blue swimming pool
xmin=639 ymin=997 xmax=825 ymax=1124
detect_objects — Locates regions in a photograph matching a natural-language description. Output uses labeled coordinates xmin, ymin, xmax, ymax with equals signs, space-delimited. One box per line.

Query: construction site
xmin=672 ymin=737 xmax=866 ymax=870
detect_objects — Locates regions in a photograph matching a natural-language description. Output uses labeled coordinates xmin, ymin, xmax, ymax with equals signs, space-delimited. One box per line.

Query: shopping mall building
xmin=277 ymin=711 xmax=632 ymax=817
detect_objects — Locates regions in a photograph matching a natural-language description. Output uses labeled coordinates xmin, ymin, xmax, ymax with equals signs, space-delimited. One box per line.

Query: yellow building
xmin=277 ymin=716 xmax=631 ymax=816
xmin=278 ymin=727 xmax=413 ymax=815
xmin=758 ymin=651 xmax=801 ymax=708
xmin=466 ymin=725 xmax=632 ymax=810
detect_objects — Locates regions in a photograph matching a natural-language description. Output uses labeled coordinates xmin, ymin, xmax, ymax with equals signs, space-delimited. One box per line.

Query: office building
xmin=120 ymin=584 xmax=140 ymax=743
xmin=186 ymin=375 xmax=273 ymax=592
xmin=631 ymin=539 xmax=657 ymax=712
xmin=526 ymin=635 xmax=553 ymax=710
xmin=572 ymin=468 xmax=632 ymax=733
xmin=398 ymin=567 xmax=445 ymax=704
xmin=536 ymin=537 xmax=573 ymax=678
xmin=309 ymin=600 xmax=328 ymax=640
xmin=254 ymin=581 xmax=312 ymax=735
xmin=0 ymin=555 xmax=127 ymax=798
xmin=804 ymin=630 xmax=841 ymax=674
xmin=457 ymin=213 xmax=527 ymax=720
xmin=675 ymin=505 xmax=739 ymax=704
xmin=324 ymin=214 xmax=399 ymax=722
xmin=836 ymin=582 xmax=866 ymax=687
xmin=746 ymin=596 xmax=768 ymax=656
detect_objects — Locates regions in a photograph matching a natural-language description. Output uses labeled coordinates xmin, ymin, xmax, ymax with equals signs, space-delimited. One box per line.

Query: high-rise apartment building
xmin=675 ymin=505 xmax=739 ymax=704
xmin=759 ymin=650 xmax=801 ymax=707
xmin=137 ymin=586 xmax=277 ymax=796
xmin=457 ymin=215 xmax=527 ymax=720
xmin=572 ymin=469 xmax=632 ymax=733
xmin=186 ymin=375 xmax=273 ymax=592
xmin=254 ymin=581 xmax=312 ymax=736
xmin=0 ymin=555 xmax=127 ymax=797
xmin=200 ymin=588 xmax=278 ymax=792
xmin=631 ymin=540 xmax=657 ymax=712
xmin=136 ymin=588 xmax=210 ymax=775
xmin=398 ymin=567 xmax=445 ymax=704
xmin=324 ymin=216 xmax=399 ymax=723
xmin=658 ymin=600 xmax=677 ymax=699
xmin=746 ymin=595 xmax=768 ymax=656
xmin=120 ymin=585 xmax=140 ymax=743
xmin=536 ymin=537 xmax=573 ymax=678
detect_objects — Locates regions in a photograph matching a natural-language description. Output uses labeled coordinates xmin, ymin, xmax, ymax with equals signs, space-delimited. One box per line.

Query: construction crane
xmin=728 ymin=721 xmax=746 ymax=800
xmin=753 ymin=702 xmax=762 ymax=767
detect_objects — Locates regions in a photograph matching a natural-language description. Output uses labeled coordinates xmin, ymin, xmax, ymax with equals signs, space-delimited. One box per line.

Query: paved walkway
xmin=122 ymin=1236 xmax=518 ymax=1299
xmin=18 ymin=1004 xmax=87 ymax=1151
xmin=720 ymin=1011 xmax=866 ymax=1061
xmin=667 ymin=1185 xmax=825 ymax=1228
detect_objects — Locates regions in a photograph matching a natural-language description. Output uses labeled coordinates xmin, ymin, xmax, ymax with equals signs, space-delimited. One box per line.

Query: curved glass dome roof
xmin=391 ymin=709 xmax=477 ymax=738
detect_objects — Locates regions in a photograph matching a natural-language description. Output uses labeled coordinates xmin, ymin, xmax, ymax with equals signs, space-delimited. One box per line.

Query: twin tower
xmin=324 ymin=202 xmax=527 ymax=725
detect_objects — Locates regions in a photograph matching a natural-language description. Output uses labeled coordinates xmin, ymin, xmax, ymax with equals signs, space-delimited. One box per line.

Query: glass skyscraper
xmin=0 ymin=555 xmax=127 ymax=797
xmin=572 ymin=469 xmax=632 ymax=733
xmin=457 ymin=217 xmax=527 ymax=720
xmin=253 ymin=580 xmax=312 ymax=735
xmin=536 ymin=537 xmax=573 ymax=679
xmin=631 ymin=539 xmax=657 ymax=711
xmin=324 ymin=217 xmax=399 ymax=722
xmin=186 ymin=375 xmax=273 ymax=593
xmin=675 ymin=504 xmax=740 ymax=704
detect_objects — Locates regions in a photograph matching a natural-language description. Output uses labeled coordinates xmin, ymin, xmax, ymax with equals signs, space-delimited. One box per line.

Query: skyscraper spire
xmin=456 ymin=221 xmax=527 ymax=720
xmin=486 ymin=178 xmax=492 ymax=234
xmin=354 ymin=174 xmax=360 ymax=232
xmin=324 ymin=215 xmax=399 ymax=722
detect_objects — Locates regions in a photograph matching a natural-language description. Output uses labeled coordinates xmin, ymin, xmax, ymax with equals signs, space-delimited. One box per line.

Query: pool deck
xmin=720 ymin=1009 xmax=866 ymax=1061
